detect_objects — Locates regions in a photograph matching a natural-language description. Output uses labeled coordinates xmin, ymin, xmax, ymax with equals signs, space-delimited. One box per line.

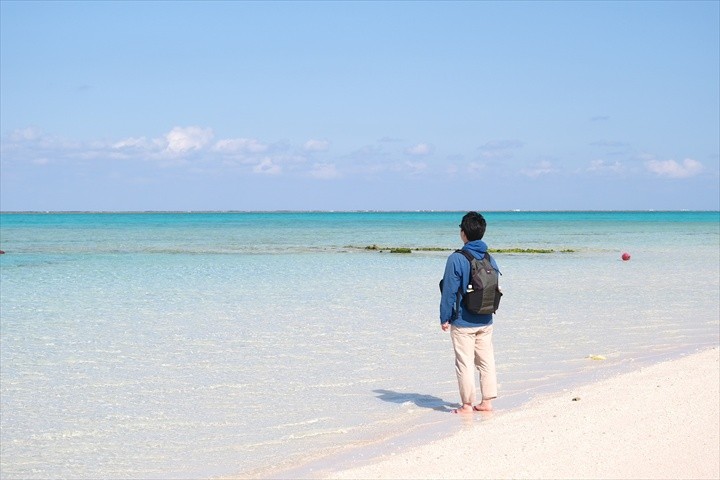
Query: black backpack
xmin=456 ymin=249 xmax=502 ymax=315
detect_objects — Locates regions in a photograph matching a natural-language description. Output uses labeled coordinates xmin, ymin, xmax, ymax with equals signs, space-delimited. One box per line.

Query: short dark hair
xmin=460 ymin=212 xmax=486 ymax=241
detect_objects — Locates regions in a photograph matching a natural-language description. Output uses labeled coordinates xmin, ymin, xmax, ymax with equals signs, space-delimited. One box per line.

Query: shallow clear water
xmin=1 ymin=211 xmax=718 ymax=478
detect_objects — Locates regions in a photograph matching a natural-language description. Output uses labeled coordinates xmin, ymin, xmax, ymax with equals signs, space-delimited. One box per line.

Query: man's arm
xmin=439 ymin=253 xmax=462 ymax=327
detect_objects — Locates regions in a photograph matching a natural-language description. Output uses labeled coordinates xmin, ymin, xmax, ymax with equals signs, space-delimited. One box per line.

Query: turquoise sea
xmin=1 ymin=211 xmax=718 ymax=479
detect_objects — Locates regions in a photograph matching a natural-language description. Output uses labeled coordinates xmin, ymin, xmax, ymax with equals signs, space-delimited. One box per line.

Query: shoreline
xmin=319 ymin=347 xmax=719 ymax=480
xmin=244 ymin=346 xmax=718 ymax=480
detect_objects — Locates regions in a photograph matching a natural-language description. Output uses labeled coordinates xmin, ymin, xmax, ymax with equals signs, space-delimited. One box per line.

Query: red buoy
xmin=621 ymin=252 xmax=631 ymax=261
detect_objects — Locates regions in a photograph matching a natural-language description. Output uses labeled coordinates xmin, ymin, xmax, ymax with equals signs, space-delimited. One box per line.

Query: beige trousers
xmin=450 ymin=324 xmax=497 ymax=404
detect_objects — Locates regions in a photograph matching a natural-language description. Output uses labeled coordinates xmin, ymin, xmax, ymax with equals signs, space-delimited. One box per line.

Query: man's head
xmin=460 ymin=212 xmax=487 ymax=241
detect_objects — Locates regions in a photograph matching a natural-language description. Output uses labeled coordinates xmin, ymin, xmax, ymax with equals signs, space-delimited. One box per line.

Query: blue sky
xmin=1 ymin=1 xmax=718 ymax=211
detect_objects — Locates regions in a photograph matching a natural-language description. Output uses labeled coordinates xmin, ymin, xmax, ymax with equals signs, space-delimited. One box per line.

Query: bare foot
xmin=473 ymin=400 xmax=493 ymax=411
xmin=451 ymin=404 xmax=474 ymax=414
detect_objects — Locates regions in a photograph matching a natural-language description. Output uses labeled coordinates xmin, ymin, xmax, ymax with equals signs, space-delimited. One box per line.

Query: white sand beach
xmin=329 ymin=348 xmax=720 ymax=480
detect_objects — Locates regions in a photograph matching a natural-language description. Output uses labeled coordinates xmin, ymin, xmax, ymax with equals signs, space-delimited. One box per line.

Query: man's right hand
xmin=441 ymin=322 xmax=450 ymax=332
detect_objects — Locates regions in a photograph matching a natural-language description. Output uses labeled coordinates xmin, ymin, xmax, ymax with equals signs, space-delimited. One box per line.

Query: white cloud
xmin=165 ymin=126 xmax=213 ymax=154
xmin=112 ymin=137 xmax=154 ymax=150
xmin=477 ymin=140 xmax=524 ymax=159
xmin=406 ymin=143 xmax=432 ymax=156
xmin=521 ymin=160 xmax=554 ymax=177
xmin=9 ymin=127 xmax=42 ymax=142
xmin=588 ymin=159 xmax=625 ymax=174
xmin=467 ymin=162 xmax=486 ymax=173
xmin=213 ymin=138 xmax=268 ymax=154
xmin=644 ymin=158 xmax=704 ymax=178
xmin=479 ymin=140 xmax=524 ymax=151
xmin=304 ymin=139 xmax=330 ymax=151
xmin=253 ymin=158 xmax=281 ymax=175
xmin=404 ymin=161 xmax=427 ymax=175
xmin=5 ymin=128 xmax=78 ymax=151
xmin=446 ymin=164 xmax=459 ymax=175
xmin=310 ymin=162 xmax=340 ymax=179
xmin=590 ymin=140 xmax=630 ymax=149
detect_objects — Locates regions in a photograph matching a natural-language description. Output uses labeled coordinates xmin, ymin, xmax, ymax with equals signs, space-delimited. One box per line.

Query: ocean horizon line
xmin=1 ymin=209 xmax=718 ymax=215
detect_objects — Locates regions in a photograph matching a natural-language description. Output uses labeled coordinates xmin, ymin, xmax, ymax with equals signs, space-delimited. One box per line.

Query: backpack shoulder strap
xmin=456 ymin=249 xmax=474 ymax=264
xmin=482 ymin=252 xmax=501 ymax=275
xmin=459 ymin=249 xmax=497 ymax=273
xmin=451 ymin=250 xmax=473 ymax=307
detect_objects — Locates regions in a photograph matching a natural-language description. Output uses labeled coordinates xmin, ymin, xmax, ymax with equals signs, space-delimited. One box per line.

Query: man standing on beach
xmin=440 ymin=212 xmax=499 ymax=414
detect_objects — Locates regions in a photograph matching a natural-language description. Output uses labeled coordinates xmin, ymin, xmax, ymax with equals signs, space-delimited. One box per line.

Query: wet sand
xmin=329 ymin=347 xmax=720 ymax=480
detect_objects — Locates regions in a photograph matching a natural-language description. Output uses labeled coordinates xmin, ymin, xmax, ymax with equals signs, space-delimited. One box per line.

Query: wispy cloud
xmin=405 ymin=143 xmax=432 ymax=156
xmin=587 ymin=159 xmax=625 ymax=174
xmin=213 ymin=138 xmax=268 ymax=154
xmin=590 ymin=140 xmax=630 ymax=149
xmin=644 ymin=158 xmax=704 ymax=178
xmin=3 ymin=126 xmax=710 ymax=187
xmin=477 ymin=140 xmax=524 ymax=159
xmin=253 ymin=158 xmax=281 ymax=175
xmin=467 ymin=162 xmax=486 ymax=174
xmin=304 ymin=139 xmax=330 ymax=152
xmin=404 ymin=160 xmax=427 ymax=175
xmin=8 ymin=127 xmax=43 ymax=142
xmin=345 ymin=144 xmax=390 ymax=174
xmin=2 ymin=128 xmax=84 ymax=163
xmin=520 ymin=160 xmax=555 ymax=177
xmin=112 ymin=137 xmax=156 ymax=150
xmin=309 ymin=162 xmax=340 ymax=179
xmin=479 ymin=140 xmax=524 ymax=150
